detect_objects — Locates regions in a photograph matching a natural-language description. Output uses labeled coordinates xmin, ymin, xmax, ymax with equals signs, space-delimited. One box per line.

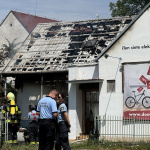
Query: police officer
xmin=28 ymin=105 xmax=39 ymax=145
xmin=55 ymin=93 xmax=71 ymax=150
xmin=37 ymin=89 xmax=58 ymax=150
xmin=2 ymin=92 xmax=21 ymax=144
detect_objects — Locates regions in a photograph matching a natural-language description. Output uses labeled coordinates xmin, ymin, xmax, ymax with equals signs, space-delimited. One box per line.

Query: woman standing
xmin=55 ymin=94 xmax=71 ymax=150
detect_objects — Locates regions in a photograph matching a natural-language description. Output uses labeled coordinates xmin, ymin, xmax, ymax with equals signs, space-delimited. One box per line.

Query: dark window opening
xmin=107 ymin=80 xmax=115 ymax=93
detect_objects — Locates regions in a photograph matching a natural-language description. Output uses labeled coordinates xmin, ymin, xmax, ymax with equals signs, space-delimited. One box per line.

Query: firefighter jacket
xmin=2 ymin=103 xmax=21 ymax=124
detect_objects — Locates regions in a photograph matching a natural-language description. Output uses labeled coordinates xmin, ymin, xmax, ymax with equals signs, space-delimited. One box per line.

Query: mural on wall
xmin=124 ymin=63 xmax=150 ymax=119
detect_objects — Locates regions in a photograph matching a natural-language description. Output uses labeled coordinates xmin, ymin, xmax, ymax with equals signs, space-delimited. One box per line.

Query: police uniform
xmin=55 ymin=103 xmax=71 ymax=150
xmin=2 ymin=102 xmax=21 ymax=144
xmin=37 ymin=96 xmax=57 ymax=150
xmin=28 ymin=109 xmax=39 ymax=144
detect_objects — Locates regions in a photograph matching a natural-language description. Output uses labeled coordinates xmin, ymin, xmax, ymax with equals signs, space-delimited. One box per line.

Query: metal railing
xmin=0 ymin=112 xmax=8 ymax=147
xmin=94 ymin=115 xmax=150 ymax=143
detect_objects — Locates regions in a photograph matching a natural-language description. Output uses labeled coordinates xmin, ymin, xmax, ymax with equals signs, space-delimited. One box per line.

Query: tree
xmin=0 ymin=38 xmax=17 ymax=64
xmin=109 ymin=0 xmax=150 ymax=17
xmin=0 ymin=38 xmax=17 ymax=106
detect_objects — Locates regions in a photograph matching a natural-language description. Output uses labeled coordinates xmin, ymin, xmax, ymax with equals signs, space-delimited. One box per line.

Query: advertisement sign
xmin=124 ymin=63 xmax=150 ymax=120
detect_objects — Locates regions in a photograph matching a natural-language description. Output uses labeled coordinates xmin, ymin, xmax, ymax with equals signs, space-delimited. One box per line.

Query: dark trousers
xmin=55 ymin=122 xmax=71 ymax=150
xmin=8 ymin=123 xmax=18 ymax=143
xmin=29 ymin=121 xmax=39 ymax=143
xmin=38 ymin=119 xmax=55 ymax=150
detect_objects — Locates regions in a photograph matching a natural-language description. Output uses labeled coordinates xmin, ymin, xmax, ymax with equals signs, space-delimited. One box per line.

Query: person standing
xmin=28 ymin=105 xmax=39 ymax=145
xmin=2 ymin=92 xmax=21 ymax=144
xmin=55 ymin=93 xmax=71 ymax=150
xmin=37 ymin=89 xmax=58 ymax=150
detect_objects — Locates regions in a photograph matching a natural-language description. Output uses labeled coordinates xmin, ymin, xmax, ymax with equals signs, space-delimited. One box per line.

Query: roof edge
xmin=0 ymin=10 xmax=12 ymax=26
xmin=95 ymin=2 xmax=150 ymax=62
xmin=12 ymin=11 xmax=30 ymax=33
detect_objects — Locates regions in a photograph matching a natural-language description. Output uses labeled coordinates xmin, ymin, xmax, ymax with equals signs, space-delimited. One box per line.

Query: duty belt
xmin=39 ymin=118 xmax=53 ymax=120
xmin=58 ymin=121 xmax=66 ymax=125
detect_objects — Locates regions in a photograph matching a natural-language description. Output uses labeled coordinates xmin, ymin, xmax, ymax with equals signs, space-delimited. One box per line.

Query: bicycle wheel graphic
xmin=125 ymin=97 xmax=135 ymax=108
xmin=142 ymin=96 xmax=150 ymax=108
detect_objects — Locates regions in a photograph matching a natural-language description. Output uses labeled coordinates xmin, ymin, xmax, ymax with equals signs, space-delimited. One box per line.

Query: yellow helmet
xmin=7 ymin=92 xmax=15 ymax=101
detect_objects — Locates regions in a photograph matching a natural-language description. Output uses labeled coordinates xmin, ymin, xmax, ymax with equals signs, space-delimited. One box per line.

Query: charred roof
xmin=2 ymin=16 xmax=135 ymax=75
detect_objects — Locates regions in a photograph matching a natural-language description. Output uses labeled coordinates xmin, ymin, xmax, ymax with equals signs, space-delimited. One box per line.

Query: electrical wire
xmin=104 ymin=57 xmax=122 ymax=116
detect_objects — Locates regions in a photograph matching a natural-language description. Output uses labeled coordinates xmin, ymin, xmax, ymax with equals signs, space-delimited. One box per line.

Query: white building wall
xmin=68 ymin=64 xmax=99 ymax=139
xmin=0 ymin=12 xmax=29 ymax=71
xmin=0 ymin=12 xmax=28 ymax=51
xmin=76 ymin=84 xmax=82 ymax=136
xmin=98 ymin=57 xmax=123 ymax=116
xmin=68 ymin=83 xmax=77 ymax=139
xmin=69 ymin=64 xmax=98 ymax=80
xmin=98 ymin=7 xmax=150 ymax=117
xmin=68 ymin=83 xmax=83 ymax=139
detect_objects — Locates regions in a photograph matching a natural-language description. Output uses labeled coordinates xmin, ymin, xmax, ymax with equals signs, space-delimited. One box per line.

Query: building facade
xmin=2 ymin=7 xmax=148 ymax=140
xmin=0 ymin=10 xmax=58 ymax=71
xmin=68 ymin=2 xmax=150 ymax=139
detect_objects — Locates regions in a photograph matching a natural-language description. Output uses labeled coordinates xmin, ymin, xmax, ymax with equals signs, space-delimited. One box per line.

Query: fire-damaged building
xmin=1 ymin=11 xmax=139 ymax=140
xmin=0 ymin=10 xmax=58 ymax=72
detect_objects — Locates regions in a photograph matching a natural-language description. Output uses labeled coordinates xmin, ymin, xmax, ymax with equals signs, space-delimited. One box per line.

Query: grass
xmin=2 ymin=140 xmax=150 ymax=150
xmin=1 ymin=143 xmax=38 ymax=150
xmin=71 ymin=139 xmax=150 ymax=150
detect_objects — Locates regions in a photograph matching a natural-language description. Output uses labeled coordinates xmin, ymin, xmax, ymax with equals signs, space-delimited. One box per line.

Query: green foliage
xmin=109 ymin=0 xmax=150 ymax=17
xmin=0 ymin=38 xmax=17 ymax=64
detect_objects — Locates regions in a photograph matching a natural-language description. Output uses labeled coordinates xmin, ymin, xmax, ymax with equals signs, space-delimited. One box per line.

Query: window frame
xmin=107 ymin=80 xmax=115 ymax=93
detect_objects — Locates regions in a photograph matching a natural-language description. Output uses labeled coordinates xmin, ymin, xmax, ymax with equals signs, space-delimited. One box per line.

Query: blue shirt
xmin=28 ymin=110 xmax=39 ymax=122
xmin=57 ymin=103 xmax=67 ymax=123
xmin=37 ymin=96 xmax=57 ymax=119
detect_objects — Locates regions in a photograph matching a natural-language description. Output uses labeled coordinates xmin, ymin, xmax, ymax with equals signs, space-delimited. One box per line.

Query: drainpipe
xmin=41 ymin=76 xmax=43 ymax=99
xmin=4 ymin=77 xmax=7 ymax=97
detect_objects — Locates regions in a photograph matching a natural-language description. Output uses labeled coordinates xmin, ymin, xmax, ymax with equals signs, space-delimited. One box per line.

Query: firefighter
xmin=2 ymin=92 xmax=21 ymax=144
xmin=28 ymin=105 xmax=39 ymax=145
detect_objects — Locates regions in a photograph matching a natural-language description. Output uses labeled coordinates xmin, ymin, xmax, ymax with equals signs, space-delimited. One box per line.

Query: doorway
xmin=82 ymin=90 xmax=99 ymax=134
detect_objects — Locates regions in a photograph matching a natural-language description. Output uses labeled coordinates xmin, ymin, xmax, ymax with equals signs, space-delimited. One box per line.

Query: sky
xmin=0 ymin=0 xmax=117 ymax=23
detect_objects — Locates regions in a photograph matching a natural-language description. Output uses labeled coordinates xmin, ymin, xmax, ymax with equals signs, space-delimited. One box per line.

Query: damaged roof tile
xmin=2 ymin=16 xmax=134 ymax=74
